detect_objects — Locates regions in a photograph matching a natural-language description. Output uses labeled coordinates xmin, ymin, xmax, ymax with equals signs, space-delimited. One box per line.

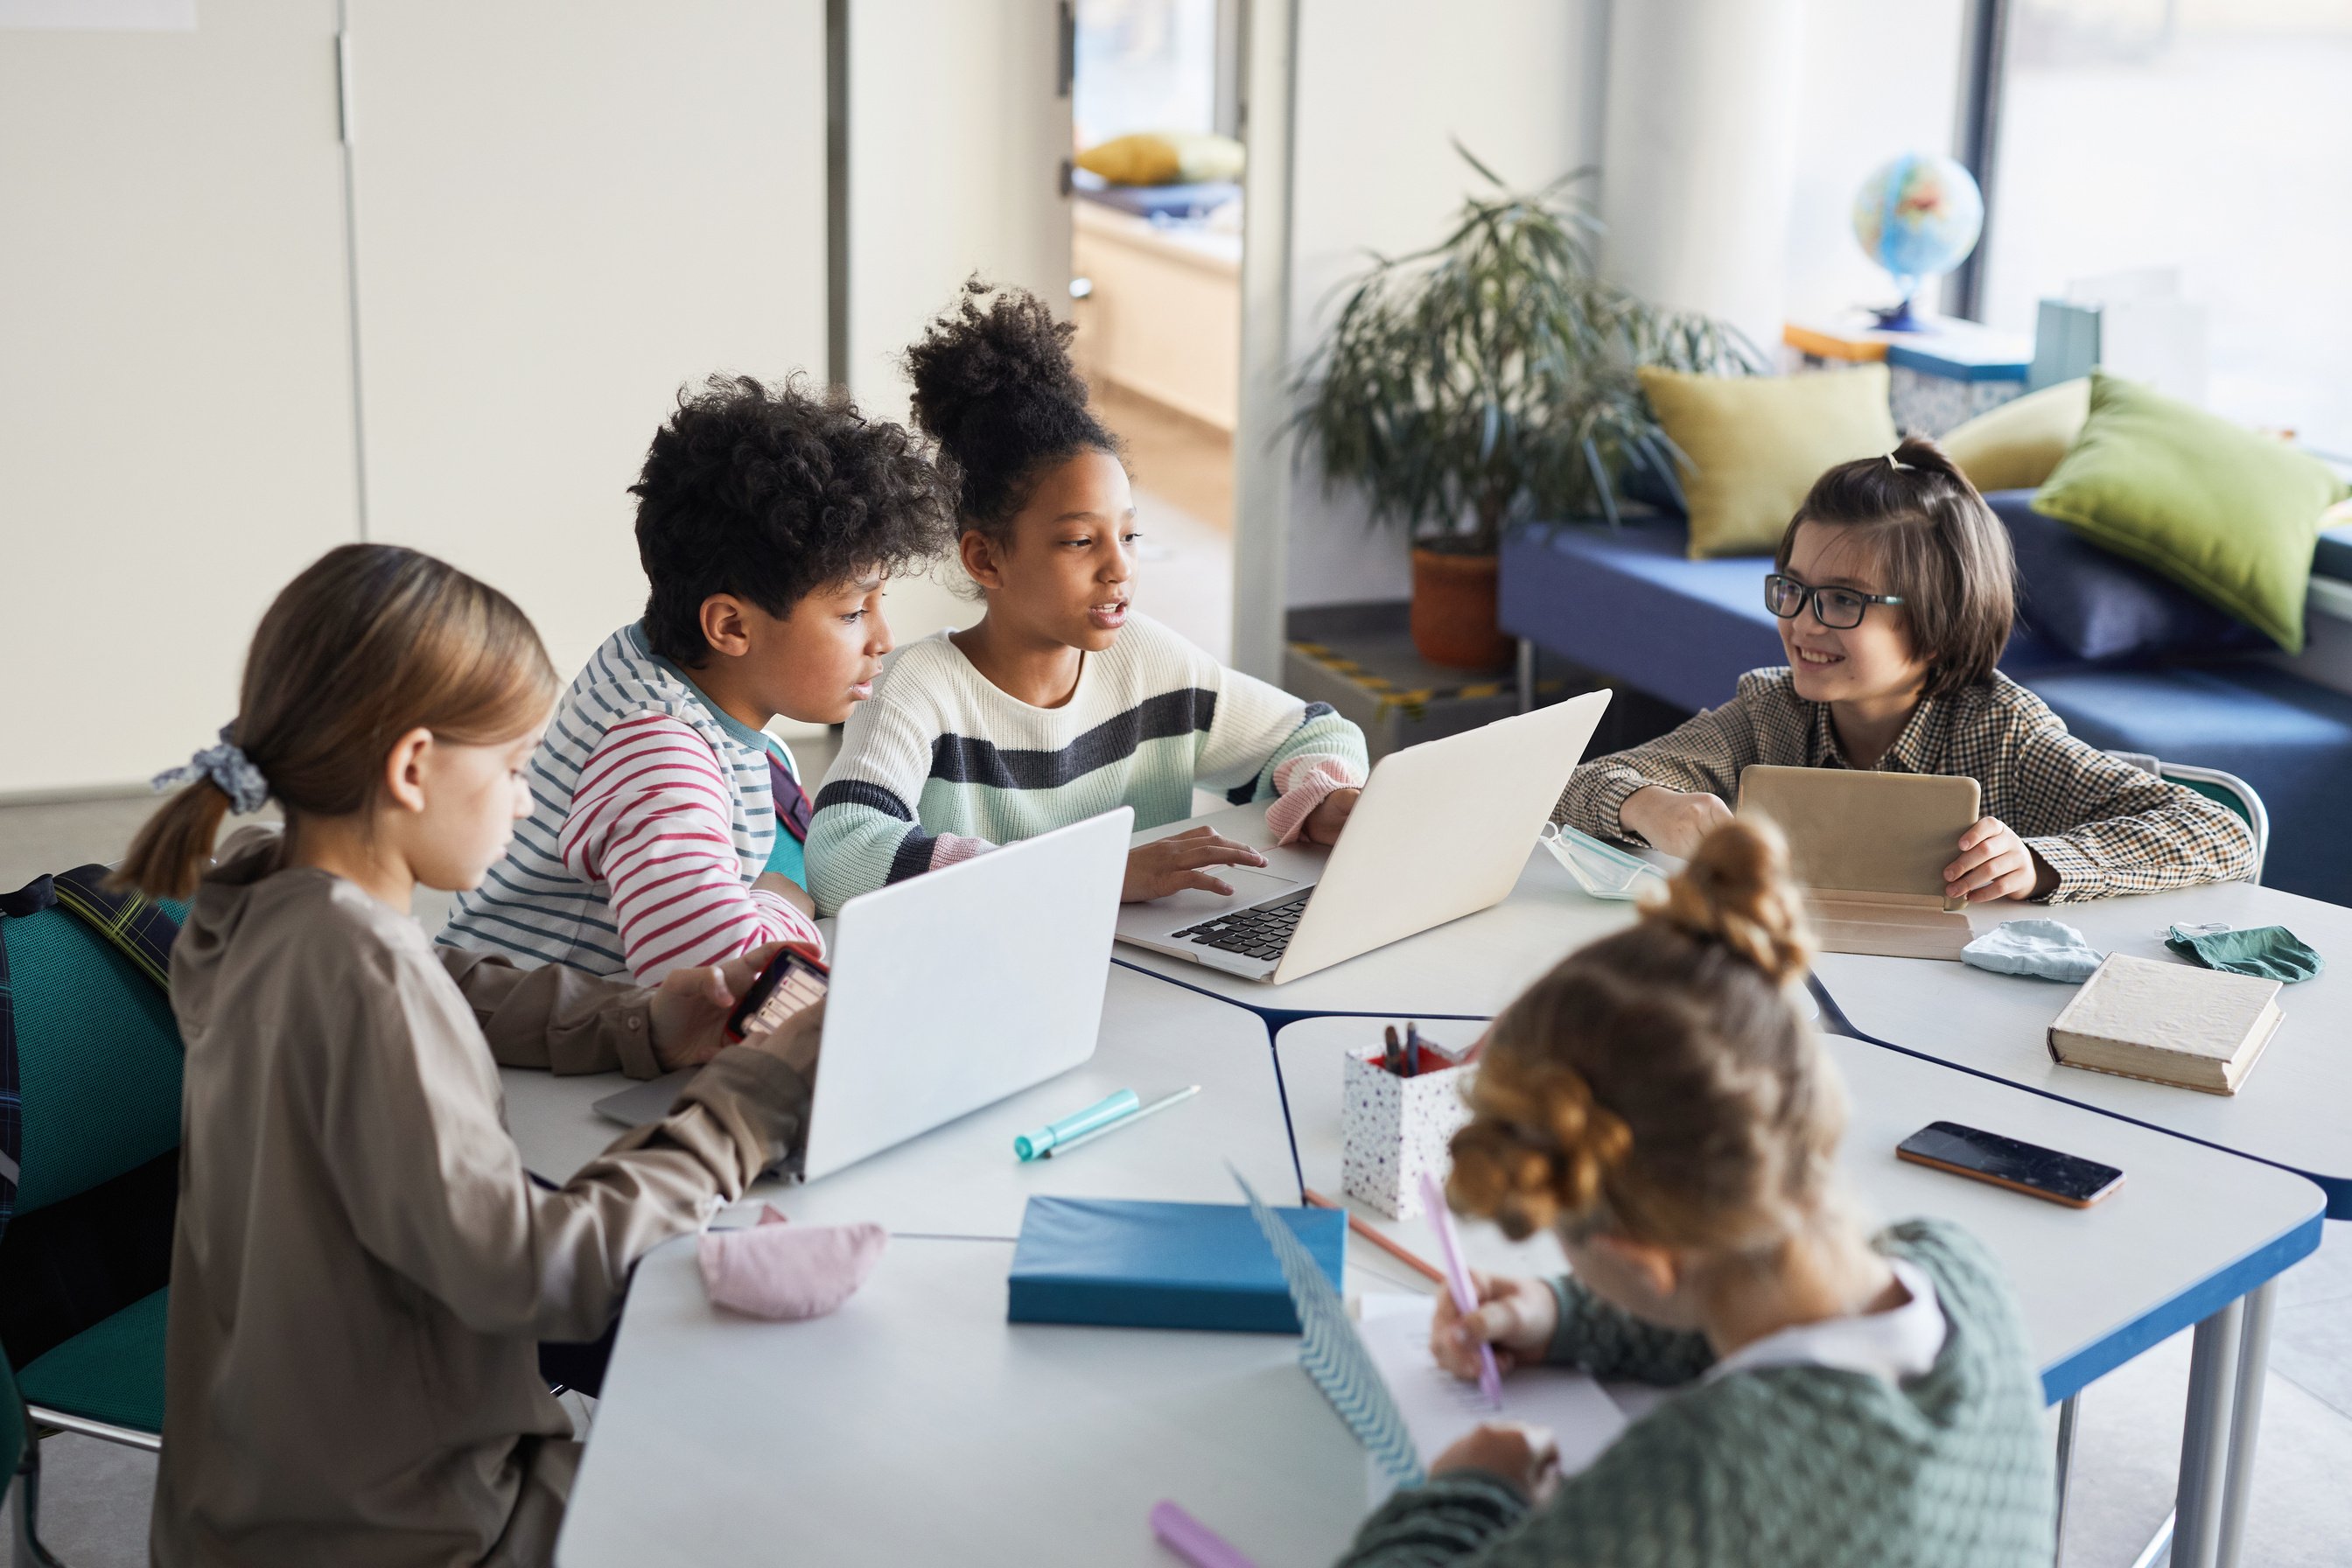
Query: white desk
xmin=1275 ymin=1013 xmax=2325 ymax=1568
xmin=1811 ymin=880 xmax=2352 ymax=1218
xmin=501 ymin=965 xmax=1293 ymax=1235
xmin=557 ymin=1236 xmax=1372 ymax=1568
xmin=1115 ymin=802 xmax=1642 ymax=1024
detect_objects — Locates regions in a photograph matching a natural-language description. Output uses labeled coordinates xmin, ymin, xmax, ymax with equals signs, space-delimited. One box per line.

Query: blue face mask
xmin=1538 ymin=822 xmax=1668 ymax=902
xmin=1961 ymin=919 xmax=2105 ymax=983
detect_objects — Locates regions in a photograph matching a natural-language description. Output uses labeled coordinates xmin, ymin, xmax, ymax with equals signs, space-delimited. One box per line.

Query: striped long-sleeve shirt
xmin=807 ymin=613 xmax=1369 ymax=915
xmin=440 ymin=622 xmax=822 ymax=984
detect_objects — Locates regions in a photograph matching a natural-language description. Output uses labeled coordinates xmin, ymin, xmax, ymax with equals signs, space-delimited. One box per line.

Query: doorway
xmin=1067 ymin=0 xmax=1241 ymax=662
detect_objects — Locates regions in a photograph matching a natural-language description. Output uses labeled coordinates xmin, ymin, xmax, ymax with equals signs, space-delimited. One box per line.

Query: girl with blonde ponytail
xmin=1337 ymin=818 xmax=2054 ymax=1568
xmin=130 ymin=544 xmax=825 ymax=1568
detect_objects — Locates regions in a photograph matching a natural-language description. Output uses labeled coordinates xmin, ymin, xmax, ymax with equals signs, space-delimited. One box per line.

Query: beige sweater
xmin=151 ymin=829 xmax=811 ymax=1567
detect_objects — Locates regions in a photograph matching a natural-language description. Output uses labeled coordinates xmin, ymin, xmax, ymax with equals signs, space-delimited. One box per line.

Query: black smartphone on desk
xmin=724 ymin=947 xmax=829 ymax=1044
xmin=1896 ymin=1121 xmax=2124 ymax=1208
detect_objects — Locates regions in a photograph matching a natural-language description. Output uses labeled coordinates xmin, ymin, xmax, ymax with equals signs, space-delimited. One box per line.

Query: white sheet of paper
xmin=1358 ymin=1295 xmax=1628 ymax=1501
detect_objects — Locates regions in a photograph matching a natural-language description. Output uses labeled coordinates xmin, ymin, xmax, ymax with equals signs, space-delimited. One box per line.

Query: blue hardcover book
xmin=1006 ymin=1196 xmax=1347 ymax=1334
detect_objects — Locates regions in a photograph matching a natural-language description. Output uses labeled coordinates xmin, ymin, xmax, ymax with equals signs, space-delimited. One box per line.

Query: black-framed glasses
xmin=1764 ymin=573 xmax=1904 ymax=631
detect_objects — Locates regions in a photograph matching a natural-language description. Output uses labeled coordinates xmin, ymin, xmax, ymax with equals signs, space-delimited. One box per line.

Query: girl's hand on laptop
xmin=647 ymin=941 xmax=794 ymax=1072
xmin=1618 ymin=786 xmax=1732 ymax=858
xmin=1432 ymin=1270 xmax=1558 ymax=1381
xmin=1430 ymin=1421 xmax=1561 ymax=1502
xmin=1301 ymin=786 xmax=1361 ymax=845
xmin=1123 ymin=828 xmax=1269 ymax=902
xmin=1944 ymin=816 xmax=2057 ymax=904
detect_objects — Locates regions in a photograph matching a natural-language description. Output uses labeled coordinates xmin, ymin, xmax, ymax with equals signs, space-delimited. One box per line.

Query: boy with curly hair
xmin=442 ymin=374 xmax=955 ymax=1028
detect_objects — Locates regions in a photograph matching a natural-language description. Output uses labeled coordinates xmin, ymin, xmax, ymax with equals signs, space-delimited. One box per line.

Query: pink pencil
xmin=1418 ymin=1170 xmax=1503 ymax=1410
xmin=1151 ymin=1501 xmax=1258 ymax=1568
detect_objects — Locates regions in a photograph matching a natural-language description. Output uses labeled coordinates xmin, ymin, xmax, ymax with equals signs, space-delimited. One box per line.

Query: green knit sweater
xmin=1335 ymin=1220 xmax=2054 ymax=1568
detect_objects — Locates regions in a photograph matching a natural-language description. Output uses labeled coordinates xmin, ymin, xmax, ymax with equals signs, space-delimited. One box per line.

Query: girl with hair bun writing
xmin=1337 ymin=819 xmax=2054 ymax=1568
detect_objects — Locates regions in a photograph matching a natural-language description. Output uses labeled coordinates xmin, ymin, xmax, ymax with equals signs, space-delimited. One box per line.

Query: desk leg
xmin=2171 ymin=1296 xmax=2246 ymax=1568
xmin=1515 ymin=639 xmax=1535 ymax=715
xmin=2213 ymin=1278 xmax=2278 ymax=1568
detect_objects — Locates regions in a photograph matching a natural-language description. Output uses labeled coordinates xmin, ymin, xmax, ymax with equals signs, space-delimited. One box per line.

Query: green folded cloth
xmin=2165 ymin=924 xmax=2324 ymax=984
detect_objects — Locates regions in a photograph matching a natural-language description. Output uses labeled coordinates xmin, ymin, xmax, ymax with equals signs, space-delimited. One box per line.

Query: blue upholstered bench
xmin=1500 ymin=519 xmax=2352 ymax=904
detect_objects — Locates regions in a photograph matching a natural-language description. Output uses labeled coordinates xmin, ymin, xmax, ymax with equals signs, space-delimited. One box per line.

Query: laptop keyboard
xmin=1171 ymin=893 xmax=1311 ymax=964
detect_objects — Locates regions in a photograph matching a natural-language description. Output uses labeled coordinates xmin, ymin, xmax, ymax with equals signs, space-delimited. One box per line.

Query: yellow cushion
xmin=1940 ymin=378 xmax=2092 ymax=493
xmin=1075 ymin=131 xmax=1245 ymax=187
xmin=1639 ymin=365 xmax=1900 ymax=559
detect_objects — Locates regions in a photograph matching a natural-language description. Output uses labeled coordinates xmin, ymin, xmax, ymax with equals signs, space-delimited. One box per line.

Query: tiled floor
xmin=7 ymin=780 xmax=2349 ymax=1565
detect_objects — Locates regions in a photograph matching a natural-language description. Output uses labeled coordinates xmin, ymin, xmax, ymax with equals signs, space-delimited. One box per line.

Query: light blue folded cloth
xmin=1961 ymin=919 xmax=2105 ymax=983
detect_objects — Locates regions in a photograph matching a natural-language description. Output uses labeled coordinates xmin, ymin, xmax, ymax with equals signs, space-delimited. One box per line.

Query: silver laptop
xmin=594 ymin=808 xmax=1130 ymax=1181
xmin=1113 ymin=690 xmax=1612 ymax=984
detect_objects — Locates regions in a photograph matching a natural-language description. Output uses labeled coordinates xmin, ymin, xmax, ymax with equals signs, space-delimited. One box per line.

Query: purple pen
xmin=1151 ymin=1500 xmax=1259 ymax=1568
xmin=1419 ymin=1170 xmax=1503 ymax=1410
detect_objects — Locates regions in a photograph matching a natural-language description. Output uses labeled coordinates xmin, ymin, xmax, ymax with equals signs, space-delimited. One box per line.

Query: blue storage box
xmin=1007 ymin=1196 xmax=1345 ymax=1334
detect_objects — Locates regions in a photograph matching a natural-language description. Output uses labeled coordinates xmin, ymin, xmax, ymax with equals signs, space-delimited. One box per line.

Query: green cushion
xmin=2032 ymin=372 xmax=2349 ymax=653
xmin=15 ymin=1286 xmax=168 ymax=1434
xmin=6 ymin=906 xmax=185 ymax=1213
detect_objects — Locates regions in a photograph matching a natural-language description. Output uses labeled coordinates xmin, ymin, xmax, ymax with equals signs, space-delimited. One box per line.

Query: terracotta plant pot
xmin=1409 ymin=545 xmax=1514 ymax=671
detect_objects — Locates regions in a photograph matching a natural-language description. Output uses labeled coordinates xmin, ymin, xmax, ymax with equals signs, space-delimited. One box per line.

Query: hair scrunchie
xmin=152 ymin=723 xmax=270 ymax=815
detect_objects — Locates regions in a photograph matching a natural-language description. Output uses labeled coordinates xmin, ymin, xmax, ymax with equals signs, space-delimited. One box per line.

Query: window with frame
xmin=1975 ymin=0 xmax=2352 ymax=455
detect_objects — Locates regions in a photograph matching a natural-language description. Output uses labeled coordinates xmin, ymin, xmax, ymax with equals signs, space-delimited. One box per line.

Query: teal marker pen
xmin=1014 ymin=1090 xmax=1139 ymax=1161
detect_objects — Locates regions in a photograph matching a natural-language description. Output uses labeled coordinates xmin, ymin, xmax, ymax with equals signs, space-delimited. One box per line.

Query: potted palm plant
xmin=1292 ymin=147 xmax=1760 ymax=670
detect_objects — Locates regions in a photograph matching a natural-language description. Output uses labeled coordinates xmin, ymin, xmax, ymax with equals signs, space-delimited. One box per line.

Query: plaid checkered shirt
xmin=1555 ymin=668 xmax=2256 ymax=904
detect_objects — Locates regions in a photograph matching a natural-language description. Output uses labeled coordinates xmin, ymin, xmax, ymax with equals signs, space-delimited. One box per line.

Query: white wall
xmin=1599 ymin=0 xmax=1805 ymax=351
xmin=0 ymin=0 xmax=361 ymax=794
xmin=1281 ymin=0 xmax=1609 ymax=609
xmin=1781 ymin=0 xmax=1968 ymax=324
xmin=346 ymin=0 xmax=829 ymax=683
xmin=844 ymin=0 xmax=1074 ymax=650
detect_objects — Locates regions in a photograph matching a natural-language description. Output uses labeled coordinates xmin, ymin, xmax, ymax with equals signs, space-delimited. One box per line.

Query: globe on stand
xmin=1852 ymin=154 xmax=1984 ymax=332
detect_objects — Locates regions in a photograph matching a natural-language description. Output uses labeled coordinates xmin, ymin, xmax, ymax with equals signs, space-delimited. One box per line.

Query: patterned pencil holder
xmin=1340 ymin=1049 xmax=1474 ymax=1221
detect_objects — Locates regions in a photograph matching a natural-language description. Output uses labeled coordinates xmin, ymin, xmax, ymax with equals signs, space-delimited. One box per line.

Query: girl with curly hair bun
xmin=805 ymin=280 xmax=1370 ymax=914
xmin=1339 ymin=817 xmax=2054 ymax=1568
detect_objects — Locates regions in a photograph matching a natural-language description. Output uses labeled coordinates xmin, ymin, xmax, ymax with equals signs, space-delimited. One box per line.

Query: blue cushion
xmin=2028 ymin=665 xmax=2352 ymax=904
xmin=1989 ymin=489 xmax=2269 ymax=662
xmin=2316 ymin=524 xmax=2352 ymax=584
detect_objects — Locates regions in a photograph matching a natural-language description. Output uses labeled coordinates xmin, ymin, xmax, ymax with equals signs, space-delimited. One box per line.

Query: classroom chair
xmin=2105 ymin=752 xmax=2271 ymax=884
xmin=6 ymin=1351 xmax=65 ymax=1568
xmin=0 ymin=870 xmax=184 ymax=1558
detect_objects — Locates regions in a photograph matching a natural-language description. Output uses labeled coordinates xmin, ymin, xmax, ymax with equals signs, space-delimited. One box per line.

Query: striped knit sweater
xmin=806 ymin=613 xmax=1369 ymax=915
xmin=438 ymin=622 xmax=822 ymax=984
xmin=1337 ymin=1220 xmax=2054 ymax=1568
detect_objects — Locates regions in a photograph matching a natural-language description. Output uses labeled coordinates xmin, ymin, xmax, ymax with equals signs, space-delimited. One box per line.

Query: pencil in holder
xmin=1340 ymin=1048 xmax=1474 ymax=1221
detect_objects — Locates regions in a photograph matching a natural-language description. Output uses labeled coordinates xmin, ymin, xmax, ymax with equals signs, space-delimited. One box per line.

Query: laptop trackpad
xmin=1146 ymin=865 xmax=1304 ymax=930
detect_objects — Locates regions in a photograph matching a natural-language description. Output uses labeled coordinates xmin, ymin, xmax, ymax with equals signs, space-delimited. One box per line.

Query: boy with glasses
xmin=1552 ymin=440 xmax=2253 ymax=905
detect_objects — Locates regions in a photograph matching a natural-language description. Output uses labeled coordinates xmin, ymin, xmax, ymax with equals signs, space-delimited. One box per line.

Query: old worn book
xmin=2047 ymin=954 xmax=2283 ymax=1095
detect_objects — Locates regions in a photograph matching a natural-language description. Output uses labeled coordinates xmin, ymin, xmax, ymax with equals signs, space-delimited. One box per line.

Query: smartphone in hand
xmin=724 ymin=946 xmax=829 ymax=1044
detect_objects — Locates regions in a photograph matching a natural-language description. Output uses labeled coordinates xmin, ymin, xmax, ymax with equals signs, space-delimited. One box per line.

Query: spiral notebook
xmin=1235 ymin=1170 xmax=1629 ymax=1502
